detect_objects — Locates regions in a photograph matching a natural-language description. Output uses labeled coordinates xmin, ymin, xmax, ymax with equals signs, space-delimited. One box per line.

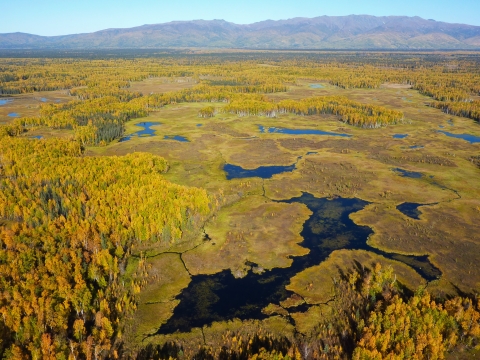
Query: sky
xmin=1 ymin=0 xmax=479 ymax=36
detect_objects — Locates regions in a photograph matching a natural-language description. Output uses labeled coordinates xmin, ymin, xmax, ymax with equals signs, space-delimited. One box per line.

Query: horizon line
xmin=1 ymin=14 xmax=479 ymax=38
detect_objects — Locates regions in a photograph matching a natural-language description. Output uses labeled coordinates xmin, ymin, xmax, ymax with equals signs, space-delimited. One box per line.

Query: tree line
xmin=3 ymin=54 xmax=480 ymax=145
xmin=221 ymin=96 xmax=404 ymax=128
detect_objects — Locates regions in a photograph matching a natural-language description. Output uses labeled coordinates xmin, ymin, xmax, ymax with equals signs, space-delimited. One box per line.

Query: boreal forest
xmin=0 ymin=50 xmax=479 ymax=359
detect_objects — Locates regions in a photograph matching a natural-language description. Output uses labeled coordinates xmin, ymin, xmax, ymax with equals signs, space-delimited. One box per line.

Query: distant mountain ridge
xmin=2 ymin=15 xmax=480 ymax=50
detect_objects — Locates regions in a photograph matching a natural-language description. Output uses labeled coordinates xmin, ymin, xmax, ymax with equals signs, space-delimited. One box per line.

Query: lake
xmin=259 ymin=126 xmax=351 ymax=138
xmin=0 ymin=99 xmax=12 ymax=106
xmin=393 ymin=168 xmax=423 ymax=178
xmin=119 ymin=122 xmax=162 ymax=142
xmin=164 ymin=135 xmax=190 ymax=142
xmin=157 ymin=193 xmax=441 ymax=334
xmin=438 ymin=130 xmax=480 ymax=144
xmin=224 ymin=163 xmax=296 ymax=180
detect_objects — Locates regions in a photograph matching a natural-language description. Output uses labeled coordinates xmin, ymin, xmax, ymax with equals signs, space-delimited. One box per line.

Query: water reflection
xmin=438 ymin=130 xmax=480 ymax=144
xmin=119 ymin=122 xmax=162 ymax=142
xmin=259 ymin=125 xmax=351 ymax=138
xmin=158 ymin=193 xmax=441 ymax=334
xmin=224 ymin=163 xmax=296 ymax=180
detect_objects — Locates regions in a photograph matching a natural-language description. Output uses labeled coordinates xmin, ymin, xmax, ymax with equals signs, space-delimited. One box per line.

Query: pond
xmin=258 ymin=126 xmax=352 ymax=138
xmin=438 ymin=130 xmax=480 ymax=144
xmin=157 ymin=193 xmax=441 ymax=334
xmin=397 ymin=202 xmax=423 ymax=220
xmin=119 ymin=122 xmax=162 ymax=142
xmin=393 ymin=168 xmax=423 ymax=178
xmin=310 ymin=84 xmax=324 ymax=89
xmin=164 ymin=135 xmax=190 ymax=142
xmin=409 ymin=145 xmax=424 ymax=149
xmin=7 ymin=113 xmax=20 ymax=117
xmin=0 ymin=99 xmax=12 ymax=106
xmin=224 ymin=162 xmax=296 ymax=180
xmin=393 ymin=134 xmax=408 ymax=139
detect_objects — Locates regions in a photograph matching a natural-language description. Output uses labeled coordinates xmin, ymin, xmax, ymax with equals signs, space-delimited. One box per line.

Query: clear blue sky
xmin=2 ymin=0 xmax=479 ymax=36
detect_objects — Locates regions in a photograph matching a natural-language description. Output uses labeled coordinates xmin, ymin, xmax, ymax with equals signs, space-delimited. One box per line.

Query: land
xmin=0 ymin=90 xmax=71 ymax=125
xmin=83 ymin=72 xmax=480 ymax=346
xmin=1 ymin=51 xmax=480 ymax=359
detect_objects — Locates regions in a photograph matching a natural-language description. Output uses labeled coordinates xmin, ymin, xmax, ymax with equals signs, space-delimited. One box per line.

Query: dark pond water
xmin=397 ymin=202 xmax=423 ymax=220
xmin=30 ymin=135 xmax=44 ymax=140
xmin=119 ymin=122 xmax=162 ymax=142
xmin=397 ymin=202 xmax=438 ymax=220
xmin=306 ymin=151 xmax=318 ymax=155
xmin=40 ymin=98 xmax=48 ymax=102
xmin=0 ymin=99 xmax=12 ymax=106
xmin=7 ymin=113 xmax=20 ymax=117
xmin=393 ymin=134 xmax=408 ymax=139
xmin=258 ymin=125 xmax=352 ymax=138
xmin=410 ymin=145 xmax=424 ymax=149
xmin=439 ymin=125 xmax=444 ymax=128
xmin=447 ymin=119 xmax=454 ymax=126
xmin=224 ymin=163 xmax=296 ymax=180
xmin=164 ymin=135 xmax=190 ymax=142
xmin=157 ymin=193 xmax=441 ymax=334
xmin=196 ymin=123 xmax=203 ymax=127
xmin=438 ymin=131 xmax=480 ymax=144
xmin=393 ymin=168 xmax=423 ymax=178
xmin=310 ymin=84 xmax=324 ymax=89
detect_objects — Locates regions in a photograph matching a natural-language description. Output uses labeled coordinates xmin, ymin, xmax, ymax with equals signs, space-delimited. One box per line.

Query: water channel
xmin=158 ymin=192 xmax=441 ymax=334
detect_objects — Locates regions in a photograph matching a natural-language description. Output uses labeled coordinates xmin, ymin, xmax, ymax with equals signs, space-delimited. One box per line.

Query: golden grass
xmin=0 ymin=90 xmax=72 ymax=124
xmin=286 ymin=249 xmax=427 ymax=305
xmin=290 ymin=305 xmax=331 ymax=335
xmin=183 ymin=195 xmax=312 ymax=277
xmin=144 ymin=316 xmax=294 ymax=349
xmin=352 ymin=199 xmax=480 ymax=293
xmin=132 ymin=253 xmax=191 ymax=340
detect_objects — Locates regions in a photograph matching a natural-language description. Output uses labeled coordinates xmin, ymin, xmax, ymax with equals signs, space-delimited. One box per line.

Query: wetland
xmin=83 ymin=59 xmax=480 ymax=349
xmin=120 ymin=70 xmax=479 ymax=352
xmin=158 ymin=193 xmax=440 ymax=334
xmin=2 ymin=52 xmax=480 ymax=359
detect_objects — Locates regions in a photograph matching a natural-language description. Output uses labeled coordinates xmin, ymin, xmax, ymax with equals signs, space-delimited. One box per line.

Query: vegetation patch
xmin=183 ymin=195 xmax=312 ymax=276
xmin=131 ymin=254 xmax=192 ymax=341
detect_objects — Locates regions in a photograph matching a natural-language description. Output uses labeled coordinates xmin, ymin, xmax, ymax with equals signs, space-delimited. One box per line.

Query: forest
xmin=0 ymin=51 xmax=479 ymax=359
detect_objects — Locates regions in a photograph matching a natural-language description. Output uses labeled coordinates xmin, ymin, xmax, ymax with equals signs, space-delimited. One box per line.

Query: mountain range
xmin=2 ymin=15 xmax=480 ymax=50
